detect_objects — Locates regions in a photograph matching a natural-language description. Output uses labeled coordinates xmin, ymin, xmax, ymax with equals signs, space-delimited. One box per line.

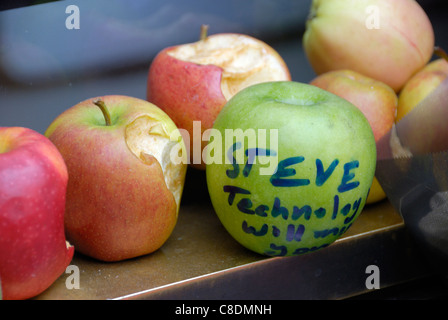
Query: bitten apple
xmin=147 ymin=26 xmax=291 ymax=169
xmin=310 ymin=70 xmax=397 ymax=204
xmin=303 ymin=0 xmax=434 ymax=92
xmin=206 ymin=82 xmax=376 ymax=256
xmin=397 ymin=50 xmax=448 ymax=122
xmin=45 ymin=95 xmax=187 ymax=262
xmin=0 ymin=127 xmax=74 ymax=300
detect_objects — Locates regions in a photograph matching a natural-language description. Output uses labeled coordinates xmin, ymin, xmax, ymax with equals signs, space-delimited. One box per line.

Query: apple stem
xmin=199 ymin=24 xmax=209 ymax=41
xmin=93 ymin=99 xmax=112 ymax=126
xmin=434 ymin=46 xmax=448 ymax=62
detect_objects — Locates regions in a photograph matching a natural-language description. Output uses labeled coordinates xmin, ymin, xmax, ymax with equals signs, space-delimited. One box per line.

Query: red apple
xmin=0 ymin=127 xmax=74 ymax=300
xmin=147 ymin=26 xmax=291 ymax=169
xmin=303 ymin=0 xmax=435 ymax=92
xmin=397 ymin=48 xmax=448 ymax=123
xmin=310 ymin=70 xmax=397 ymax=204
xmin=45 ymin=96 xmax=187 ymax=262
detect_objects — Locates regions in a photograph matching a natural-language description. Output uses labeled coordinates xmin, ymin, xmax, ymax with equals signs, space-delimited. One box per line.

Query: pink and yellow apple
xmin=206 ymin=81 xmax=376 ymax=256
xmin=310 ymin=70 xmax=397 ymax=204
xmin=45 ymin=95 xmax=187 ymax=262
xmin=392 ymin=71 xmax=448 ymax=156
xmin=0 ymin=127 xmax=74 ymax=300
xmin=397 ymin=55 xmax=448 ymax=122
xmin=147 ymin=27 xmax=291 ymax=169
xmin=303 ymin=0 xmax=434 ymax=92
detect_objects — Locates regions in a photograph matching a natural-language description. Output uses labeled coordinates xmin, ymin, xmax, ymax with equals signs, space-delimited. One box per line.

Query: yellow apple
xmin=397 ymin=56 xmax=448 ymax=122
xmin=311 ymin=70 xmax=397 ymax=204
xmin=147 ymin=26 xmax=291 ymax=169
xmin=303 ymin=0 xmax=434 ymax=92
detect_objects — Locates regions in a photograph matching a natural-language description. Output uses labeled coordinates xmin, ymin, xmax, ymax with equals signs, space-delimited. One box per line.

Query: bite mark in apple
xmin=167 ymin=34 xmax=289 ymax=101
xmin=125 ymin=115 xmax=185 ymax=209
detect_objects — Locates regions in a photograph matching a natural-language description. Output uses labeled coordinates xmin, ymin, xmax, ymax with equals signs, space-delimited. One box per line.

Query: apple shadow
xmin=180 ymin=167 xmax=211 ymax=205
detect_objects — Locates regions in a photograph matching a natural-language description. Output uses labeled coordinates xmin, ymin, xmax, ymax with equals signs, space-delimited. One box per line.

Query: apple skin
xmin=310 ymin=70 xmax=397 ymax=204
xmin=45 ymin=95 xmax=187 ymax=262
xmin=147 ymin=33 xmax=291 ymax=170
xmin=0 ymin=127 xmax=74 ymax=300
xmin=206 ymin=82 xmax=376 ymax=256
xmin=303 ymin=0 xmax=434 ymax=92
xmin=397 ymin=58 xmax=448 ymax=123
xmin=147 ymin=49 xmax=226 ymax=170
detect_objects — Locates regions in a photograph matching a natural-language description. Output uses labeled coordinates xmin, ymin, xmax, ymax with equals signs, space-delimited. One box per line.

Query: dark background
xmin=1 ymin=0 xmax=447 ymax=134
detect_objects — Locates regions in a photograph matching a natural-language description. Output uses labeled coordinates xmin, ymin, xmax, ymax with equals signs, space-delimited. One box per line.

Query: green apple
xmin=45 ymin=95 xmax=187 ymax=262
xmin=205 ymin=81 xmax=376 ymax=256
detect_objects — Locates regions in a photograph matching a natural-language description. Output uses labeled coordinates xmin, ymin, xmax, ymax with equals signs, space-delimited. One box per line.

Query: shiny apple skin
xmin=0 ymin=127 xmax=73 ymax=300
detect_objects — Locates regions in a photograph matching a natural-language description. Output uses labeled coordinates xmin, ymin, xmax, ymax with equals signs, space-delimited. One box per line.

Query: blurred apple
xmin=0 ymin=127 xmax=74 ymax=300
xmin=45 ymin=95 xmax=187 ymax=262
xmin=303 ymin=0 xmax=434 ymax=92
xmin=392 ymin=74 xmax=448 ymax=156
xmin=311 ymin=70 xmax=397 ymax=204
xmin=397 ymin=49 xmax=448 ymax=122
xmin=147 ymin=26 xmax=291 ymax=169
